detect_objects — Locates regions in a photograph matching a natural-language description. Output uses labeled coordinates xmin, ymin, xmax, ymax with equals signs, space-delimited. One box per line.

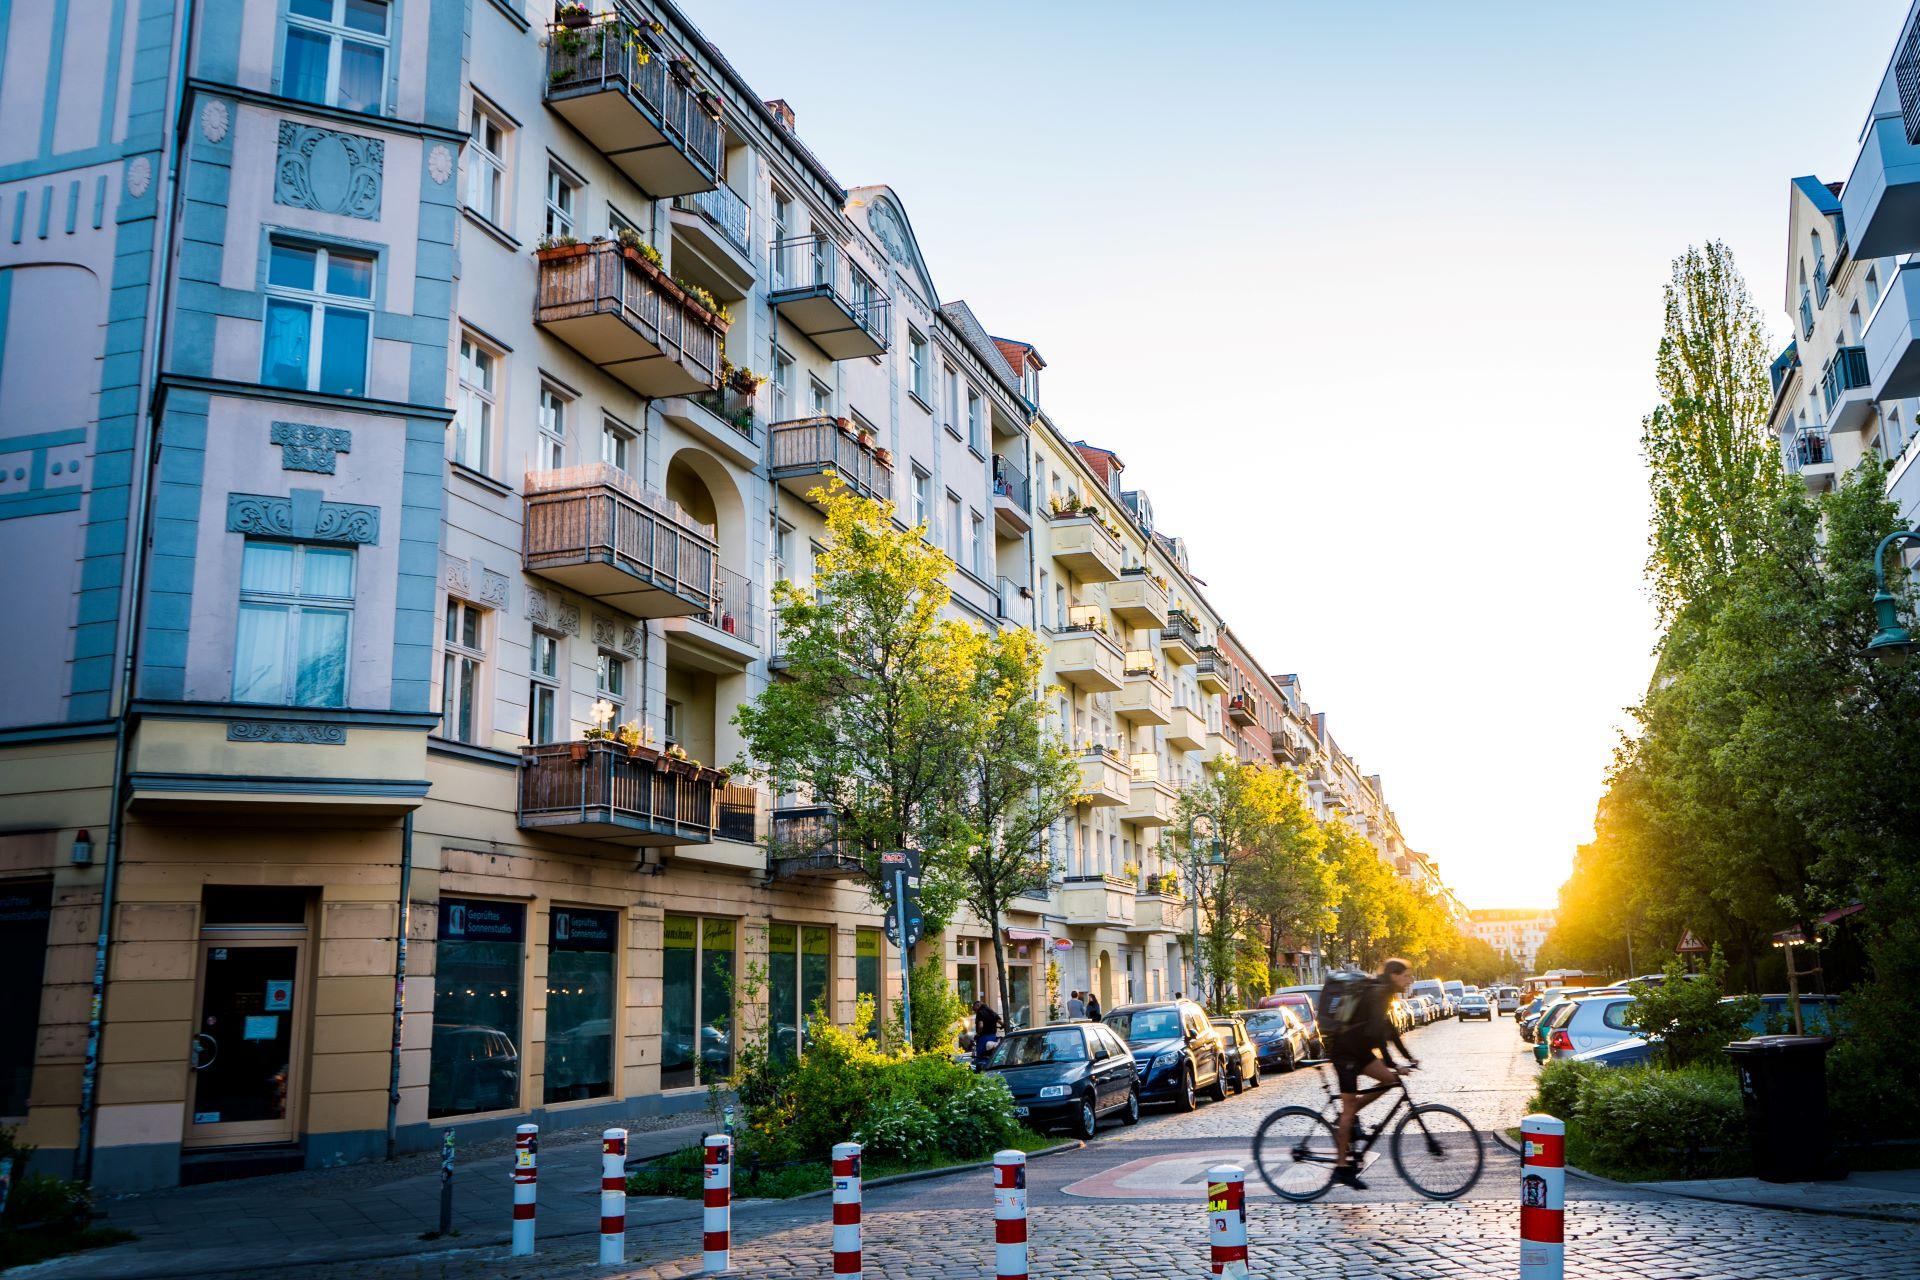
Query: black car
xmin=1209 ymin=1016 xmax=1264 ymax=1093
xmin=1104 ymin=999 xmax=1227 ymax=1112
xmin=980 ymin=1023 xmax=1140 ymax=1138
xmin=1234 ymin=1006 xmax=1310 ymax=1072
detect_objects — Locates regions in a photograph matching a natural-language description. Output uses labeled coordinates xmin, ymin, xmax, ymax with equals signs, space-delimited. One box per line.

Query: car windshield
xmin=1238 ymin=1011 xmax=1291 ymax=1031
xmin=1462 ymin=996 xmax=1487 ymax=1005
xmin=1108 ymin=1008 xmax=1182 ymax=1042
xmin=989 ymin=1029 xmax=1086 ymax=1066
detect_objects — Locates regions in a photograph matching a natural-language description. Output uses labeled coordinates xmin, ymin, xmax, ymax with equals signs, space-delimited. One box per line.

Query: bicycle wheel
xmin=1252 ymin=1105 xmax=1340 ymax=1202
xmin=1389 ymin=1104 xmax=1484 ymax=1200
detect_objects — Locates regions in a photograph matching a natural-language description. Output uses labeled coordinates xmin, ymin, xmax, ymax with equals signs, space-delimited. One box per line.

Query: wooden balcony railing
xmin=534 ymin=243 xmax=724 ymax=396
xmin=523 ymin=463 xmax=717 ymax=617
xmin=518 ymin=741 xmax=720 ymax=845
xmin=768 ymin=417 xmax=894 ymax=503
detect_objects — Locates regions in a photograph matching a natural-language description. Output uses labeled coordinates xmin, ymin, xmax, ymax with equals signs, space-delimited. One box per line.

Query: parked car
xmin=1210 ymin=1016 xmax=1264 ymax=1094
xmin=1408 ymin=978 xmax=1445 ymax=1013
xmin=1389 ymin=995 xmax=1414 ymax=1033
xmin=1541 ymin=993 xmax=1638 ymax=1060
xmin=981 ymin=1023 xmax=1140 ymax=1139
xmin=1566 ymin=1035 xmax=1656 ymax=1068
xmin=1518 ymin=988 xmax=1568 ymax=1037
xmin=1495 ymin=987 xmax=1520 ymax=1014
xmin=1737 ymin=994 xmax=1845 ymax=1036
xmin=1235 ymin=1006 xmax=1311 ymax=1072
xmin=1458 ymin=992 xmax=1492 ymax=1021
xmin=1442 ymin=980 xmax=1465 ymax=1014
xmin=1253 ymin=992 xmax=1325 ymax=1056
xmin=1419 ymin=995 xmax=1442 ymax=1024
xmin=428 ymin=1025 xmax=520 ymax=1115
xmin=1105 ymin=1000 xmax=1228 ymax=1112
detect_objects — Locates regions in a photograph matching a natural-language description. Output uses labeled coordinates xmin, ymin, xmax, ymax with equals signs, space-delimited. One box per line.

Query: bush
xmin=890 ymin=958 xmax=968 ymax=1055
xmin=1624 ymin=948 xmax=1757 ymax=1069
xmin=1529 ymin=1058 xmax=1603 ymax=1121
xmin=0 ymin=1128 xmax=132 ymax=1269
xmin=1574 ymin=1064 xmax=1748 ymax=1181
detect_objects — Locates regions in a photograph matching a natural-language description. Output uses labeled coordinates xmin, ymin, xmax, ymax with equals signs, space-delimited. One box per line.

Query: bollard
xmin=992 ymin=1148 xmax=1028 ymax=1280
xmin=1206 ymin=1164 xmax=1250 ymax=1278
xmin=437 ymin=1129 xmax=455 ymax=1238
xmin=511 ymin=1123 xmax=538 ymax=1258
xmin=1520 ymin=1113 xmax=1565 ymax=1280
xmin=703 ymin=1133 xmax=732 ymax=1274
xmin=831 ymin=1141 xmax=862 ymax=1278
xmin=600 ymin=1128 xmax=627 ymax=1266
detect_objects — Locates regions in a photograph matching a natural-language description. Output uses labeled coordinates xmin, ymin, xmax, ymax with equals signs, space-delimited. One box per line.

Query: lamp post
xmin=1864 ymin=529 xmax=1920 ymax=658
xmin=1185 ymin=812 xmax=1222 ymax=1006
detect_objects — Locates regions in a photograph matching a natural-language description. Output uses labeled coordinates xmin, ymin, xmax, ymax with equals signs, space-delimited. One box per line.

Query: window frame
xmin=600 ymin=415 xmax=637 ymax=475
xmin=453 ymin=333 xmax=500 ymax=475
xmin=529 ymin=628 xmax=562 ymax=745
xmin=536 ymin=384 xmax=569 ymax=472
xmin=911 ymin=466 xmax=930 ymax=530
xmin=466 ymin=102 xmax=509 ymax=226
xmin=442 ymin=596 xmax=488 ymax=744
xmin=966 ymin=387 xmax=983 ymax=453
xmin=232 ymin=540 xmax=356 ymax=708
xmin=595 ymin=650 xmax=627 ymax=720
xmin=908 ymin=329 xmax=929 ymax=403
xmin=283 ymin=0 xmax=391 ymax=115
xmin=544 ymin=162 xmax=579 ymax=241
xmin=261 ymin=239 xmax=376 ymax=397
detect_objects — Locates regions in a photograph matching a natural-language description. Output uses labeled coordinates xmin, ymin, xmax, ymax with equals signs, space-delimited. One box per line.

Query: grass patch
xmin=628 ymin=1128 xmax=1060 ymax=1200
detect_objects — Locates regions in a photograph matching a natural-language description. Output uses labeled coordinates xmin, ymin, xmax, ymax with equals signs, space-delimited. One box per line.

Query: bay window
xmin=283 ymin=0 xmax=389 ymax=114
xmin=262 ymin=242 xmax=374 ymax=397
xmin=233 ymin=541 xmax=354 ymax=707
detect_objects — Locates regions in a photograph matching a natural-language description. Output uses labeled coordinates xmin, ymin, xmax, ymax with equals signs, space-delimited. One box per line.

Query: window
xmin=943 ymin=364 xmax=959 ymax=431
xmin=451 ymin=335 xmax=498 ymax=474
xmin=773 ymin=521 xmax=792 ymax=584
xmin=911 ymin=467 xmax=930 ymax=530
xmin=967 ymin=388 xmax=983 ymax=453
xmin=233 ymin=541 xmax=354 ymax=707
xmin=809 ymin=377 xmax=833 ymax=417
xmin=545 ymin=165 xmax=578 ymax=240
xmin=945 ymin=491 xmax=962 ymax=556
xmin=429 ymin=898 xmax=525 ymax=1117
xmin=0 ymin=882 xmax=51 ymax=1116
xmin=767 ymin=923 xmax=832 ymax=1063
xmin=969 ymin=510 xmax=985 ymax=576
xmin=545 ymin=907 xmax=617 ymax=1103
xmin=262 ymin=241 xmax=374 ymax=396
xmin=442 ymin=597 xmax=487 ymax=743
xmin=662 ymin=915 xmax=736 ymax=1088
xmin=664 ymin=699 xmax=681 ymax=745
xmin=600 ymin=417 xmax=635 ymax=474
xmin=770 ymin=189 xmax=792 ymax=285
xmin=772 ymin=349 xmax=794 ymax=422
xmin=537 ymin=386 xmax=568 ymax=472
xmin=283 ymin=0 xmax=388 ymax=114
xmin=855 ymin=929 xmax=882 ymax=1043
xmin=596 ymin=650 xmax=626 ymax=719
xmin=1867 ymin=267 xmax=1883 ymax=314
xmin=908 ymin=330 xmax=928 ymax=402
xmin=466 ymin=105 xmax=507 ymax=225
xmin=528 ymin=630 xmax=561 ymax=744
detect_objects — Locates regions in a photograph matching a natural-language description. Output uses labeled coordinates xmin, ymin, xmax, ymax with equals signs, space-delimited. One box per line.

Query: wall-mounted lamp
xmin=71 ymin=829 xmax=94 ymax=866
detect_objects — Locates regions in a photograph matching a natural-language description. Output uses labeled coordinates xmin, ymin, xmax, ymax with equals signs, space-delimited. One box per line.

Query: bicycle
xmin=1250 ymin=1059 xmax=1483 ymax=1202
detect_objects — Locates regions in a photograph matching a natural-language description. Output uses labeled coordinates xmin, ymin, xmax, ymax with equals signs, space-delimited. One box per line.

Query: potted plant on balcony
xmin=576 ymin=698 xmax=618 ymax=758
xmin=697 ymin=87 xmax=723 ymax=121
xmin=555 ymin=2 xmax=592 ymax=28
xmin=616 ymin=226 xmax=663 ymax=270
xmin=872 ymin=446 xmax=892 ymax=467
xmin=535 ymin=233 xmax=586 ymax=261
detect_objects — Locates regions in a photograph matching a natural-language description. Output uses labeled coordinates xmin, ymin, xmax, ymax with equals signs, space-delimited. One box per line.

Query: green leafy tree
xmin=1624 ymin=949 xmax=1758 ymax=1069
xmin=1327 ymin=821 xmax=1394 ymax=969
xmin=1236 ymin=767 xmax=1334 ymax=993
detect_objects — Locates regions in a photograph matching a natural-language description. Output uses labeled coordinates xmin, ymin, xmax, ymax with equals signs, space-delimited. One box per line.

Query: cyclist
xmin=1329 ymin=957 xmax=1419 ymax=1189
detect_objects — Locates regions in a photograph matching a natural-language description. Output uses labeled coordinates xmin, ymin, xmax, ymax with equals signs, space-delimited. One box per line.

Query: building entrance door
xmin=186 ymin=938 xmax=306 ymax=1148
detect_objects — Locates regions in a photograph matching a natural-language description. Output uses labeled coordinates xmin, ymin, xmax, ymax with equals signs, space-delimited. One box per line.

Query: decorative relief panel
xmin=428 ymin=143 xmax=454 ymax=185
xmin=270 ymin=422 xmax=352 ymax=473
xmin=591 ymin=617 xmax=616 ymax=648
xmin=227 ymin=489 xmax=380 ymax=545
xmin=554 ymin=602 xmax=581 ymax=635
xmin=442 ymin=553 xmax=470 ymax=597
xmin=477 ymin=568 xmax=509 ymax=609
xmin=275 ymin=121 xmax=383 ymax=220
xmin=620 ymin=623 xmax=643 ymax=655
xmin=125 ymin=155 xmax=151 ymax=198
xmin=227 ymin=720 xmax=347 ymax=745
xmin=200 ymin=99 xmax=230 ymax=144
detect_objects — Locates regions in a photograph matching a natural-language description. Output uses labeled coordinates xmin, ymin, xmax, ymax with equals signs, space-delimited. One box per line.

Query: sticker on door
xmin=264 ymin=980 xmax=292 ymax=1011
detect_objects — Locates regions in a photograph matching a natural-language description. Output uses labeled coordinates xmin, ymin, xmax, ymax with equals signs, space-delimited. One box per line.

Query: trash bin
xmin=1723 ymin=1035 xmax=1838 ymax=1183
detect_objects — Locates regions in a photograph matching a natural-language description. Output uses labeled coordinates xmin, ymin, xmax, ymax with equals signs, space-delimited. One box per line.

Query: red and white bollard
xmin=1206 ymin=1164 xmax=1251 ymax=1278
xmin=830 ymin=1141 xmax=862 ymax=1278
xmin=702 ymin=1133 xmax=732 ymax=1274
xmin=992 ymin=1149 xmax=1028 ymax=1280
xmin=599 ymin=1128 xmax=627 ymax=1266
xmin=1520 ymin=1113 xmax=1565 ymax=1279
xmin=510 ymin=1123 xmax=538 ymax=1257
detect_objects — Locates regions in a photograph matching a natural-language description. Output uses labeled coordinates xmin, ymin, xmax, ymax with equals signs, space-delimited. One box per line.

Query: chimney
xmin=764 ymin=99 xmax=795 ymax=131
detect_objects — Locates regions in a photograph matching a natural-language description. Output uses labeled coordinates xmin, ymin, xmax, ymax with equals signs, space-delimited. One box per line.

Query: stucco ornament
xmin=868 ymin=196 xmax=912 ymax=269
xmin=125 ymin=155 xmax=152 ymax=198
xmin=275 ymin=121 xmax=384 ymax=220
xmin=270 ymin=421 xmax=352 ymax=473
xmin=200 ymin=99 xmax=230 ymax=144
xmin=228 ymin=490 xmax=380 ymax=545
xmin=478 ymin=568 xmax=509 ymax=609
xmin=227 ymin=721 xmax=346 ymax=745
xmin=428 ymin=143 xmax=455 ymax=185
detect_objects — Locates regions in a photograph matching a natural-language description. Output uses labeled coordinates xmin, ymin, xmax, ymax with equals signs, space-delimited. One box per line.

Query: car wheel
xmin=1074 ymin=1095 xmax=1098 ymax=1141
xmin=1121 ymin=1086 xmax=1141 ymax=1125
xmin=1206 ymin=1065 xmax=1229 ymax=1103
xmin=1230 ymin=1064 xmax=1244 ymax=1094
xmin=1176 ymin=1069 xmax=1198 ymax=1112
xmin=1247 ymin=1063 xmax=1261 ymax=1089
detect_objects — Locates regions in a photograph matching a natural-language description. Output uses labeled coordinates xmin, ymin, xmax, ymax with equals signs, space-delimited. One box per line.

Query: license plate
xmin=1013 ymin=1106 xmax=1029 ymax=1117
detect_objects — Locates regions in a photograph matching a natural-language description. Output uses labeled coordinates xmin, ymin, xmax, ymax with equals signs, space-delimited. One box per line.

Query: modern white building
xmin=1468 ymin=910 xmax=1555 ymax=971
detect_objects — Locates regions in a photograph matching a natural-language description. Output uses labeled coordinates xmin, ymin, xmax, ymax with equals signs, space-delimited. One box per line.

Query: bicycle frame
xmin=1307 ymin=1063 xmax=1412 ymax=1161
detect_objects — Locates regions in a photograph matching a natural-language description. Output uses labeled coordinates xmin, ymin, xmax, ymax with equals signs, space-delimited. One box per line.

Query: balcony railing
xmin=1227 ymin=694 xmax=1257 ymax=727
xmin=769 ymin=235 xmax=891 ymax=359
xmin=768 ymin=416 xmax=893 ymax=504
xmin=770 ymin=803 xmax=864 ymax=878
xmin=717 ymin=783 xmax=759 ymax=843
xmin=518 ymin=741 xmax=719 ymax=845
xmin=1161 ymin=610 xmax=1202 ymax=662
xmin=699 ymin=565 xmax=758 ymax=645
xmin=995 ymin=575 xmax=1033 ymax=627
xmin=992 ymin=453 xmax=1031 ymax=511
xmin=692 ymin=389 xmax=756 ymax=442
xmin=544 ymin=16 xmax=721 ymax=197
xmin=534 ymin=242 xmax=724 ymax=396
xmin=1788 ymin=428 xmax=1832 ymax=471
xmin=523 ymin=463 xmax=717 ymax=618
xmin=673 ymin=184 xmax=751 ymax=257
xmin=1822 ymin=345 xmax=1870 ymax=417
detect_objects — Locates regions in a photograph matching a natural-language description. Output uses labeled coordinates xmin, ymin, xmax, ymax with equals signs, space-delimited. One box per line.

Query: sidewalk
xmin=30 ymin=1114 xmax=721 ymax=1279
xmin=1638 ymin=1167 xmax=1920 ymax=1222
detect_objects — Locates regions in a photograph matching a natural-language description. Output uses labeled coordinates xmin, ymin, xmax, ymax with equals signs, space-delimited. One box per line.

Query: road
xmin=43 ymin=1017 xmax=1920 ymax=1278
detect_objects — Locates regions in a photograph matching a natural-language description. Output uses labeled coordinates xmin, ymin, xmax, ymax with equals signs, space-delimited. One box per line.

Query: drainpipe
xmin=75 ymin=0 xmax=198 ymax=1185
xmin=384 ymin=813 xmax=414 ymax=1159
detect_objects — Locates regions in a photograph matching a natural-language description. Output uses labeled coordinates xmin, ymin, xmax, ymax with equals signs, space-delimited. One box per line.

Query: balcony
xmin=1274 ymin=722 xmax=1311 ymax=766
xmin=1822 ymin=344 xmax=1873 ymax=433
xmin=768 ymin=416 xmax=894 ymax=506
xmin=662 ymin=565 xmax=758 ymax=670
xmin=768 ymin=235 xmax=890 ymax=359
xmin=992 ymin=453 xmax=1032 ymax=537
xmin=1076 ymin=745 xmax=1130 ymax=806
xmin=1205 ymin=730 xmax=1239 ymax=765
xmin=1866 ymin=263 xmax=1920 ymax=403
xmin=523 ymin=464 xmax=717 ymax=618
xmin=1046 ymin=512 xmax=1122 ymax=582
xmin=1227 ymin=693 xmax=1257 ymax=727
xmin=1130 ymin=891 xmax=1187 ymax=935
xmin=1842 ymin=109 xmax=1920 ymax=261
xmin=544 ymin=17 xmax=721 ymax=198
xmin=770 ymin=804 xmax=865 ymax=880
xmin=1121 ymin=767 xmax=1177 ymax=828
xmin=1194 ymin=650 xmax=1231 ymax=695
xmin=1058 ymin=874 xmax=1137 ymax=929
xmin=1161 ymin=611 xmax=1202 ymax=666
xmin=518 ymin=741 xmax=720 ymax=846
xmin=534 ymin=243 xmax=726 ymax=397
xmin=1051 ymin=621 xmax=1125 ymax=692
xmin=994 ymin=575 xmax=1034 ymax=628
xmin=1107 ymin=568 xmax=1170 ymax=629
xmin=659 ymin=391 xmax=758 ymax=469
xmin=1115 ymin=661 xmax=1172 ymax=726
xmin=670 ymin=185 xmax=754 ymax=290
xmin=1166 ymin=704 xmax=1205 ymax=753
xmin=1786 ymin=427 xmax=1836 ymax=490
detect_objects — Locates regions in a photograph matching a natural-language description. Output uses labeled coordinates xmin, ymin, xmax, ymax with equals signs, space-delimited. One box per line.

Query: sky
xmin=686 ymin=0 xmax=1911 ymax=908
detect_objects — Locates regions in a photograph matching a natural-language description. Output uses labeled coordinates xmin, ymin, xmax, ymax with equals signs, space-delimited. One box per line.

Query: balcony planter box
xmin=569 ymin=741 xmax=590 ymax=762
xmin=536 ymin=242 xmax=591 ymax=262
xmin=555 ymin=4 xmax=591 ymax=29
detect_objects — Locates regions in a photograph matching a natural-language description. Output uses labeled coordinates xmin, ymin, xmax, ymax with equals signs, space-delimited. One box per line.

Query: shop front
xmin=430 ymin=898 xmax=526 ymax=1119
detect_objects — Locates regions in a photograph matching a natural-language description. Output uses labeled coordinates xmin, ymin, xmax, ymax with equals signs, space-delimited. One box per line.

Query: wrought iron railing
xmin=700 ymin=565 xmax=758 ymax=644
xmin=717 ymin=783 xmax=759 ymax=843
xmin=518 ymin=741 xmax=718 ymax=839
xmin=770 ymin=804 xmax=863 ymax=875
xmin=523 ymin=463 xmax=717 ymax=608
xmin=768 ymin=234 xmax=891 ymax=348
xmin=768 ymin=416 xmax=893 ymax=502
xmin=692 ymin=389 xmax=755 ymax=442
xmin=1799 ymin=291 xmax=1815 ymax=340
xmin=992 ymin=452 xmax=1030 ymax=511
xmin=1789 ymin=427 xmax=1832 ymax=471
xmin=674 ymin=184 xmax=751 ymax=256
xmin=1822 ymin=345 xmax=1869 ymax=417
xmin=535 ymin=243 xmax=723 ymax=390
xmin=544 ymin=17 xmax=723 ymax=184
xmin=1162 ymin=610 xmax=1202 ymax=651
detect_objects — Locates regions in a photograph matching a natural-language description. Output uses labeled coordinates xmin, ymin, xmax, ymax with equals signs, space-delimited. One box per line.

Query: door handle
xmin=191 ymin=1032 xmax=218 ymax=1070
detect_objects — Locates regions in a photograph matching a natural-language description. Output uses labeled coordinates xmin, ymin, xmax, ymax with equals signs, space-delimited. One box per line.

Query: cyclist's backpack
xmin=1315 ymin=971 xmax=1376 ymax=1044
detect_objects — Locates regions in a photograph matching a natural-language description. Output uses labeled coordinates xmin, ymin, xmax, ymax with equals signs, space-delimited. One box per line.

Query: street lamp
xmin=1864 ymin=530 xmax=1920 ymax=659
xmin=1185 ymin=812 xmax=1223 ymax=1005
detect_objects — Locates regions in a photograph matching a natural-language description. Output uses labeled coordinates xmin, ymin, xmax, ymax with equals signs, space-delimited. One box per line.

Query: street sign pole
xmin=895 ymin=872 xmax=913 ymax=1049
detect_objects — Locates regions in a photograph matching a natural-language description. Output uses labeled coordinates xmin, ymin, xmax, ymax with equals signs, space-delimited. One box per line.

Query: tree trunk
xmin=987 ymin=892 xmax=1015 ymax=1032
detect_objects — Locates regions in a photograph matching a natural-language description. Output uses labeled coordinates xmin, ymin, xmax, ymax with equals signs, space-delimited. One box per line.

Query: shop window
xmin=855 ymin=928 xmax=882 ymax=1041
xmin=544 ymin=907 xmax=617 ymax=1104
xmin=0 ymin=882 xmax=51 ymax=1116
xmin=767 ymin=923 xmax=832 ymax=1064
xmin=661 ymin=915 xmax=735 ymax=1089
xmin=429 ymin=898 xmax=526 ymax=1117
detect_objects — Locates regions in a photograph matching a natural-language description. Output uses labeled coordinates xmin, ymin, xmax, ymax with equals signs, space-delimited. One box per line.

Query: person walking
xmin=1085 ymin=990 xmax=1103 ymax=1022
xmin=1066 ymin=989 xmax=1086 ymax=1020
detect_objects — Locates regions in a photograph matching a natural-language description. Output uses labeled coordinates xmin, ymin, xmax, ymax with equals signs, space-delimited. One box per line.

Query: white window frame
xmin=537 ymin=384 xmax=569 ymax=472
xmin=908 ymin=330 xmax=928 ymax=402
xmin=911 ymin=466 xmax=930 ymax=530
xmin=529 ymin=629 xmax=562 ymax=744
xmin=466 ymin=103 xmax=508 ymax=225
xmin=945 ymin=490 xmax=962 ymax=556
xmin=233 ymin=541 xmax=355 ymax=708
xmin=283 ymin=0 xmax=390 ymax=114
xmin=545 ymin=163 xmax=579 ymax=240
xmin=453 ymin=333 xmax=499 ymax=474
xmin=969 ymin=509 xmax=985 ymax=577
xmin=596 ymin=650 xmax=627 ymax=720
xmin=966 ymin=387 xmax=983 ymax=453
xmin=443 ymin=596 xmax=488 ymax=744
xmin=809 ymin=376 xmax=833 ymax=417
xmin=601 ymin=416 xmax=636 ymax=474
xmin=772 ymin=348 xmax=794 ymax=422
xmin=262 ymin=241 xmax=375 ymax=396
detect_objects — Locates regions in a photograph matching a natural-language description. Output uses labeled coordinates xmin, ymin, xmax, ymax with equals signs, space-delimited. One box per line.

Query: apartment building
xmin=1468 ymin=909 xmax=1555 ymax=971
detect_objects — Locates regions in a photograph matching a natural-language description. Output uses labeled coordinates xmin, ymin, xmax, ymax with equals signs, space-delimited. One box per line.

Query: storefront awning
xmin=1004 ymin=927 xmax=1050 ymax=942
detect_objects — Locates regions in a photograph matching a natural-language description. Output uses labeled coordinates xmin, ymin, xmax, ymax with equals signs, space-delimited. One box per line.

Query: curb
xmin=1490 ymin=1127 xmax=1920 ymax=1225
xmin=779 ymin=1140 xmax=1084 ymax=1202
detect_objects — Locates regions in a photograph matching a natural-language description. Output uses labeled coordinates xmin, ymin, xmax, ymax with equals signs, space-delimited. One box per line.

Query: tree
xmin=732 ymin=479 xmax=980 ymax=939
xmin=1327 ymin=821 xmax=1395 ymax=969
xmin=1235 ymin=767 xmax=1334 ymax=994
xmin=1640 ymin=241 xmax=1787 ymax=625
xmin=951 ymin=626 xmax=1080 ymax=1025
